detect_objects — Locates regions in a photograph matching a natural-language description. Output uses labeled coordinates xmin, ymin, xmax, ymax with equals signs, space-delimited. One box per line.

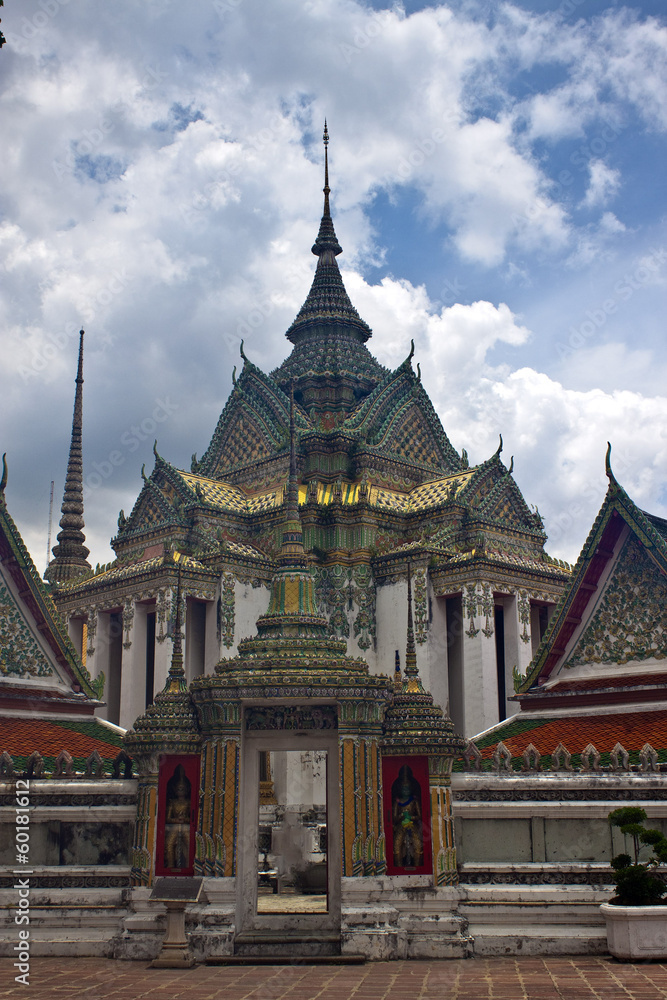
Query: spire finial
xmin=394 ymin=648 xmax=402 ymax=693
xmin=45 ymin=329 xmax=91 ymax=585
xmin=310 ymin=122 xmax=342 ymax=259
xmin=323 ymin=120 xmax=330 ymax=218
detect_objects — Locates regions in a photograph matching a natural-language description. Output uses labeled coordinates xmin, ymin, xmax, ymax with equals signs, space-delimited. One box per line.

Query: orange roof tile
xmin=0 ymin=717 xmax=124 ymax=764
xmin=475 ymin=709 xmax=667 ymax=758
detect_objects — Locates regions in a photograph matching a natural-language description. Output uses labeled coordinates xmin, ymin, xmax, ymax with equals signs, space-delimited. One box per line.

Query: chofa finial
xmin=0 ymin=453 xmax=7 ymax=494
xmin=605 ymin=441 xmax=619 ymax=489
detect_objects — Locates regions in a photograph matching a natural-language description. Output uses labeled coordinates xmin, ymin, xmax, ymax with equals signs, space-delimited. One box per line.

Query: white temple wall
xmin=153 ymin=626 xmax=171 ymax=695
xmin=374 ymin=579 xmax=430 ymax=680
xmin=221 ymin=579 xmax=270 ymax=656
xmin=426 ymin=589 xmax=450 ymax=716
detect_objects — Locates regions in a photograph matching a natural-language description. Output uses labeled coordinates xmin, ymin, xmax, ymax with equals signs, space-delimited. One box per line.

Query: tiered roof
xmin=272 ymin=123 xmax=387 ymax=401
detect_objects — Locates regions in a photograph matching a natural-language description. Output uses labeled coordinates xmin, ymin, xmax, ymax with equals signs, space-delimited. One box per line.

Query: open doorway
xmin=237 ymin=725 xmax=340 ymax=940
xmin=257 ymin=749 xmax=328 ymax=914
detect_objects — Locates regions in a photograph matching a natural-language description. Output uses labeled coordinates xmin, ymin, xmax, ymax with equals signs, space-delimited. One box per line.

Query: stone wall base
xmin=459 ymin=879 xmax=611 ymax=956
xmin=0 ymin=871 xmax=617 ymax=960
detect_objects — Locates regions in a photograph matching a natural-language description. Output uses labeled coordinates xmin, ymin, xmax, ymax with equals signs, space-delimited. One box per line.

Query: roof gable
xmin=345 ymin=363 xmax=461 ymax=474
xmin=196 ymin=359 xmax=310 ymax=479
xmin=466 ymin=462 xmax=542 ymax=533
xmin=0 ymin=470 xmax=100 ymax=702
xmin=518 ymin=455 xmax=667 ymax=695
xmin=565 ymin=531 xmax=667 ymax=670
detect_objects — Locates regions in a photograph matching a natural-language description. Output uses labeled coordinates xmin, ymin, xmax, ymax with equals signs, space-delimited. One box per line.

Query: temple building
xmin=2 ymin=131 xmax=667 ymax=961
xmin=50 ymin=130 xmax=570 ymax=741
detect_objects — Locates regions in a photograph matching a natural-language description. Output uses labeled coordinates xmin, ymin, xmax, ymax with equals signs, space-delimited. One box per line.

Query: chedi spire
xmin=284 ymin=122 xmax=371 ymax=345
xmin=45 ymin=330 xmax=91 ymax=585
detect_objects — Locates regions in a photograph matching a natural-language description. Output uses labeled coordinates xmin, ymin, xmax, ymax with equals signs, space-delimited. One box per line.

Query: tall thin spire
xmin=404 ymin=563 xmax=421 ymax=693
xmin=382 ymin=561 xmax=466 ymax=754
xmin=45 ymin=330 xmax=91 ymax=585
xmin=323 ymin=119 xmax=331 ymax=218
xmin=165 ymin=565 xmax=186 ymax=693
xmin=311 ymin=120 xmax=343 ymax=260
xmin=254 ymin=383 xmax=325 ymax=635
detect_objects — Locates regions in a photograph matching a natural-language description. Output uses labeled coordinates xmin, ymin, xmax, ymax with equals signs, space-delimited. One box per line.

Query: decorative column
xmin=338 ymin=701 xmax=385 ymax=878
xmin=194 ymin=698 xmax=241 ymax=878
xmin=461 ymin=582 xmax=499 ymax=735
xmin=502 ymin=590 xmax=534 ymax=708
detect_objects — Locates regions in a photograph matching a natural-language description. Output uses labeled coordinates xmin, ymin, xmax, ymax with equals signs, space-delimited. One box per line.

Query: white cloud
xmin=581 ymin=160 xmax=621 ymax=209
xmin=0 ymin=0 xmax=665 ymax=573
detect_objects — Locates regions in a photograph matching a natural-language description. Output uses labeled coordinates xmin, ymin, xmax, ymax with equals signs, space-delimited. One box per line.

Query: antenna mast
xmin=46 ymin=480 xmax=54 ymax=573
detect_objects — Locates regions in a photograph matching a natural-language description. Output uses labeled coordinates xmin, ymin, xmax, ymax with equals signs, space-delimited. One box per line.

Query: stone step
xmin=208 ymin=954 xmax=366 ymax=965
xmin=232 ymin=930 xmax=342 ymax=959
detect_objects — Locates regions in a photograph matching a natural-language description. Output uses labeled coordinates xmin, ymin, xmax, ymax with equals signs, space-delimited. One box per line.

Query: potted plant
xmin=600 ymin=807 xmax=667 ymax=960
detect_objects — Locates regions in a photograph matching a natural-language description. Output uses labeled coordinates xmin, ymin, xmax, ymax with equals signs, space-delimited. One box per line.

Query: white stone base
xmin=601 ymin=902 xmax=667 ymax=960
xmin=0 ymin=870 xmax=130 ymax=958
xmin=459 ymin=882 xmax=610 ymax=956
xmin=341 ymin=876 xmax=473 ymax=960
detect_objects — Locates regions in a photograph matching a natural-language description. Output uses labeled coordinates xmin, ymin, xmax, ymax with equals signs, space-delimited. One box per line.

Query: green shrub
xmin=608 ymin=807 xmax=667 ymax=906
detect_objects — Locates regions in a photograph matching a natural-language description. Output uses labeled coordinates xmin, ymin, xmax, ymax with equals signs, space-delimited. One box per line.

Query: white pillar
xmin=461 ymin=583 xmax=499 ymax=737
xmin=153 ymin=627 xmax=171 ymax=695
xmin=426 ymin=592 xmax=449 ymax=715
xmin=119 ymin=599 xmax=147 ymax=730
xmin=204 ymin=599 xmax=218 ymax=674
xmin=94 ymin=610 xmax=123 ymax=726
xmin=499 ymin=592 xmax=533 ymax=720
xmin=84 ymin=607 xmax=101 ymax=685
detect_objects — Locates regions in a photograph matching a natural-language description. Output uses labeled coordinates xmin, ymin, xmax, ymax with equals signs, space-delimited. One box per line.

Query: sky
xmin=1 ymin=0 xmax=666 ymax=574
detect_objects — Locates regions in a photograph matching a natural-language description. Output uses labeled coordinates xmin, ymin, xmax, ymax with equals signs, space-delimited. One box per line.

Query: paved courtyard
xmin=2 ymin=956 xmax=667 ymax=999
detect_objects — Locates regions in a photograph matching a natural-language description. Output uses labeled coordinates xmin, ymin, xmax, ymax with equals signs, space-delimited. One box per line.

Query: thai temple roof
xmin=457 ymin=707 xmax=667 ymax=772
xmin=468 ymin=446 xmax=667 ymax=768
xmin=272 ymin=122 xmax=387 ymax=396
xmin=0 ymin=453 xmax=101 ymax=705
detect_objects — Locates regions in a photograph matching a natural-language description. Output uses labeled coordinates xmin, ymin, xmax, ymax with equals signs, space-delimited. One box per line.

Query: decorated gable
xmin=472 ymin=469 xmax=541 ymax=533
xmin=209 ymin=407 xmax=275 ymax=472
xmin=0 ymin=566 xmax=54 ymax=679
xmin=518 ymin=451 xmax=667 ymax=699
xmin=0 ymin=471 xmax=99 ymax=702
xmin=118 ymin=474 xmax=185 ymax=541
xmin=565 ymin=532 xmax=667 ymax=671
xmin=196 ymin=362 xmax=310 ymax=479
xmin=346 ymin=366 xmax=461 ymax=474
